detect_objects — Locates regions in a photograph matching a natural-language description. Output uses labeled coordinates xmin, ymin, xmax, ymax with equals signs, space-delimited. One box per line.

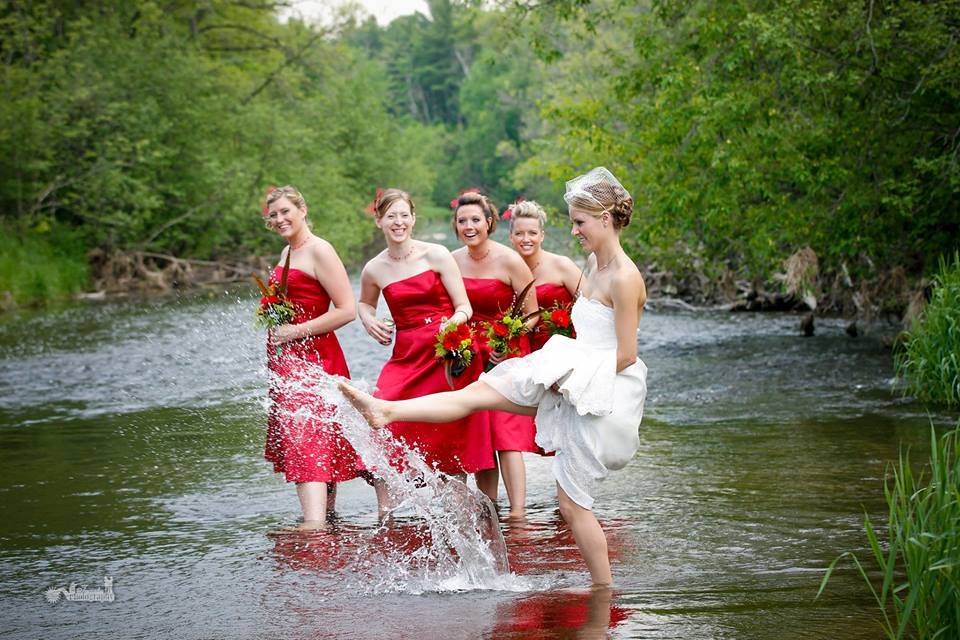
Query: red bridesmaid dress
xmin=264 ymin=267 xmax=359 ymax=483
xmin=462 ymin=277 xmax=540 ymax=454
xmin=375 ymin=270 xmax=495 ymax=474
xmin=530 ymin=282 xmax=576 ymax=352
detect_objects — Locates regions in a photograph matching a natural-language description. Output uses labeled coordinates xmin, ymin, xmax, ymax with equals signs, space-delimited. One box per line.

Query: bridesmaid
xmin=451 ymin=191 xmax=540 ymax=517
xmin=358 ymin=188 xmax=493 ymax=517
xmin=507 ymin=200 xmax=582 ymax=350
xmin=262 ymin=185 xmax=358 ymax=531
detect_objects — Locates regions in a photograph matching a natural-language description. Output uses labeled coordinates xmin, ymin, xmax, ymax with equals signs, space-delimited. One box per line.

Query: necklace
xmin=529 ymin=259 xmax=542 ymax=273
xmin=468 ymin=247 xmax=491 ymax=262
xmin=596 ymin=255 xmax=617 ymax=272
xmin=290 ymin=235 xmax=312 ymax=251
xmin=388 ymin=245 xmax=415 ymax=261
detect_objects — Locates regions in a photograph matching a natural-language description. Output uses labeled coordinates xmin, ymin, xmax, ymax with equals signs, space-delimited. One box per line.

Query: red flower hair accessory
xmin=365 ymin=187 xmax=384 ymax=217
xmin=261 ymin=185 xmax=278 ymax=217
xmin=450 ymin=187 xmax=483 ymax=211
xmin=501 ymin=196 xmax=526 ymax=219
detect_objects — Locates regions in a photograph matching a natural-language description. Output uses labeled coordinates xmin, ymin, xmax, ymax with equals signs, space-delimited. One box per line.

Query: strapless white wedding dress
xmin=479 ymin=296 xmax=647 ymax=508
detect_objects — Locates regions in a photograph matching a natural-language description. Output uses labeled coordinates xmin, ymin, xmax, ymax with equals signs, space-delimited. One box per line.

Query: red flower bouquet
xmin=253 ymin=251 xmax=296 ymax=354
xmin=434 ymin=321 xmax=475 ymax=389
xmin=482 ymin=280 xmax=537 ymax=372
xmin=540 ymin=303 xmax=574 ymax=338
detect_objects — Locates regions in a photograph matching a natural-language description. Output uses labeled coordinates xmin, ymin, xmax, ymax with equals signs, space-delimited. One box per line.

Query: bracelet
xmin=451 ymin=309 xmax=466 ymax=323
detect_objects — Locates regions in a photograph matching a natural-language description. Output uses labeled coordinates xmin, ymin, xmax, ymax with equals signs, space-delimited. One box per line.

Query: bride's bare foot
xmin=338 ymin=382 xmax=390 ymax=429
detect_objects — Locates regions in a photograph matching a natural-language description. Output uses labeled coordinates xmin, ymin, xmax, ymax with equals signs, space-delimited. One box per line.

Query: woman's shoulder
xmin=545 ymin=251 xmax=581 ymax=274
xmin=307 ymin=235 xmax=337 ymax=258
xmin=495 ymin=242 xmax=526 ymax=266
xmin=611 ymin=260 xmax=646 ymax=302
xmin=420 ymin=240 xmax=453 ymax=259
xmin=361 ymin=250 xmax=389 ymax=278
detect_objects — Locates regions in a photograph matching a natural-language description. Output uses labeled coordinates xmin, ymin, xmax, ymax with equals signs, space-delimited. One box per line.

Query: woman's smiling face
xmin=568 ymin=206 xmax=605 ymax=252
xmin=510 ymin=216 xmax=543 ymax=257
xmin=266 ymin=196 xmax=306 ymax=239
xmin=377 ymin=199 xmax=415 ymax=243
xmin=455 ymin=204 xmax=489 ymax=246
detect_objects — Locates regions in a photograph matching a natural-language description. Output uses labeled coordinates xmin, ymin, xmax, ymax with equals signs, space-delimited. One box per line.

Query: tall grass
xmin=895 ymin=252 xmax=960 ymax=408
xmin=819 ymin=426 xmax=960 ymax=639
xmin=0 ymin=224 xmax=89 ymax=307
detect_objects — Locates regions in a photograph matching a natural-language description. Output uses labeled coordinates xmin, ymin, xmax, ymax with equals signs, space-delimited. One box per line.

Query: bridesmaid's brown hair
xmin=370 ymin=188 xmax=415 ymax=219
xmin=451 ymin=191 xmax=499 ymax=234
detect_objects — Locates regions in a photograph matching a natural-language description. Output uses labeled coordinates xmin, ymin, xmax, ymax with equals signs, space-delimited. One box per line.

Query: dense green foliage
xmin=516 ymin=0 xmax=960 ymax=277
xmin=0 ymin=222 xmax=88 ymax=306
xmin=820 ymin=426 xmax=960 ymax=639
xmin=1 ymin=0 xmax=443 ymax=268
xmin=896 ymin=253 xmax=960 ymax=408
xmin=1 ymin=0 xmax=957 ymax=304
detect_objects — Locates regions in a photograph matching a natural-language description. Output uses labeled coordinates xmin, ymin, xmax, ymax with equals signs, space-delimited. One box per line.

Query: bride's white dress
xmin=479 ymin=296 xmax=647 ymax=508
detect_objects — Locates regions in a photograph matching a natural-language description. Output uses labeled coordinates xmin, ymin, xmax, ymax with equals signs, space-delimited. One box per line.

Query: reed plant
xmin=819 ymin=426 xmax=960 ymax=639
xmin=895 ymin=252 xmax=960 ymax=408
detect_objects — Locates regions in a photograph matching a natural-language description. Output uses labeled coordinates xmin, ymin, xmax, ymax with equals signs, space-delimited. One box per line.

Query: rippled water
xmin=0 ymin=284 xmax=954 ymax=639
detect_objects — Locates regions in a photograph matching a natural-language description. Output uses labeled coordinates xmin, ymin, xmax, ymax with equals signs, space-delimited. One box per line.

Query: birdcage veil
xmin=563 ymin=167 xmax=630 ymax=212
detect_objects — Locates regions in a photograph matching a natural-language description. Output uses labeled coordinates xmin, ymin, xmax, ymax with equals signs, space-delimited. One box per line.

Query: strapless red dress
xmin=463 ymin=277 xmax=540 ymax=454
xmin=530 ymin=282 xmax=576 ymax=351
xmin=264 ymin=267 xmax=358 ymax=483
xmin=374 ymin=270 xmax=494 ymax=474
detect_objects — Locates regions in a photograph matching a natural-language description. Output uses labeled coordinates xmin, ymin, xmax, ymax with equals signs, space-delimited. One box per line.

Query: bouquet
xmin=253 ymin=251 xmax=296 ymax=353
xmin=482 ymin=280 xmax=536 ymax=372
xmin=434 ymin=321 xmax=475 ymax=389
xmin=540 ymin=302 xmax=574 ymax=338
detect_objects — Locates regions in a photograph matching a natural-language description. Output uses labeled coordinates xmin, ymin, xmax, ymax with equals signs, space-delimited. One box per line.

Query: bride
xmin=341 ymin=167 xmax=647 ymax=586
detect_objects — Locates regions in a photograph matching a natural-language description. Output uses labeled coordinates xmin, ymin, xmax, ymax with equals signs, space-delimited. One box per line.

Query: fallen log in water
xmin=87 ymin=249 xmax=273 ymax=295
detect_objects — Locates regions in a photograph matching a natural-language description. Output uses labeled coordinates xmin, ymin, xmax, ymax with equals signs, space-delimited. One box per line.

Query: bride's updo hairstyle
xmin=370 ymin=188 xmax=415 ymax=219
xmin=451 ymin=191 xmax=499 ymax=233
xmin=563 ymin=167 xmax=633 ymax=230
xmin=507 ymin=200 xmax=547 ymax=232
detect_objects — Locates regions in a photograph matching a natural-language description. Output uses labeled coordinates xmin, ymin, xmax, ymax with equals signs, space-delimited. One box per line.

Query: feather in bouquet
xmin=253 ymin=250 xmax=296 ymax=330
xmin=539 ymin=302 xmax=574 ymax=338
xmin=434 ymin=321 xmax=475 ymax=389
xmin=482 ymin=280 xmax=537 ymax=372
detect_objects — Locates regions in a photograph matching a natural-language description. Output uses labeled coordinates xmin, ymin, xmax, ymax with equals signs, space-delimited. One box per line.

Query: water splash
xmin=271 ymin=361 xmax=530 ymax=593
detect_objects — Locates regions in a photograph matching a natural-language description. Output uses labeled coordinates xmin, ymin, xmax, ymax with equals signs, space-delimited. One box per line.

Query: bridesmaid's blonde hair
xmin=265 ymin=185 xmax=307 ymax=212
xmin=507 ymin=201 xmax=547 ymax=231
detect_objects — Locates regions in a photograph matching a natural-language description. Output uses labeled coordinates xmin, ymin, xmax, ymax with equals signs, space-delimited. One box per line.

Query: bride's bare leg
xmin=339 ymin=381 xmax=535 ymax=427
xmin=557 ymin=483 xmax=612 ymax=586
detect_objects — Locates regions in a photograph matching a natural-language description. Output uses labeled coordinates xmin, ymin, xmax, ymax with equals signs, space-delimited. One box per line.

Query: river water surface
xmin=0 ymin=280 xmax=954 ymax=639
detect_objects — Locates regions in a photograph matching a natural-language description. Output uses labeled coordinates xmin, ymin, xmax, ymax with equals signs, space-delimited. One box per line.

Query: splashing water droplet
xmin=272 ymin=362 xmax=531 ymax=593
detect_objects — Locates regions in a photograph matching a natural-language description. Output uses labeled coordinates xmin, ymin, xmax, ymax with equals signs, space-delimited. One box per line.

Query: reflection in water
xmin=503 ymin=513 xmax=628 ymax=577
xmin=491 ymin=587 xmax=628 ymax=639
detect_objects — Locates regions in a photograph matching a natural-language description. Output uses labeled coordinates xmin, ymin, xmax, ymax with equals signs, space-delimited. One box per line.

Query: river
xmin=0 ymin=275 xmax=953 ymax=639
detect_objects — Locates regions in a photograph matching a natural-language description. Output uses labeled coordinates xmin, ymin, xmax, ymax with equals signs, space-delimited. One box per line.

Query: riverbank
xmin=641 ymin=246 xmax=928 ymax=332
xmin=1 ymin=244 xmax=928 ymax=337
